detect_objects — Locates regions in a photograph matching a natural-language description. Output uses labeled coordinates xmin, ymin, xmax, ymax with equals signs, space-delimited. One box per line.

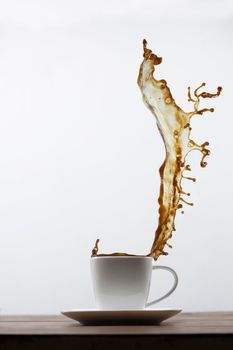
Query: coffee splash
xmin=92 ymin=40 xmax=222 ymax=260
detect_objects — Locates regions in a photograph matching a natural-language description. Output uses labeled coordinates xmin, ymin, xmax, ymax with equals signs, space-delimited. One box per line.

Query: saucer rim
xmin=61 ymin=308 xmax=182 ymax=314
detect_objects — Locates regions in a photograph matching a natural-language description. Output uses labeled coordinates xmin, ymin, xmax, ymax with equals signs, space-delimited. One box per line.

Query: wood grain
xmin=0 ymin=312 xmax=232 ymax=350
xmin=0 ymin=312 xmax=233 ymax=335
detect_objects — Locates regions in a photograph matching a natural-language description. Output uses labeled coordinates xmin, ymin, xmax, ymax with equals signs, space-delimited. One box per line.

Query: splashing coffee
xmin=92 ymin=40 xmax=222 ymax=261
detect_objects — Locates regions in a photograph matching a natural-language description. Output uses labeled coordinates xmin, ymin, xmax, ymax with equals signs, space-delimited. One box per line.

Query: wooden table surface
xmin=0 ymin=312 xmax=233 ymax=350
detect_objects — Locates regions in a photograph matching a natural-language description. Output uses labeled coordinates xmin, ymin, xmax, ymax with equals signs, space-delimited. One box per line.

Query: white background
xmin=0 ymin=0 xmax=232 ymax=314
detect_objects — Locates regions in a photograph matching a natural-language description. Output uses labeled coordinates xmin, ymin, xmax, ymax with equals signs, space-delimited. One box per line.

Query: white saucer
xmin=61 ymin=308 xmax=182 ymax=325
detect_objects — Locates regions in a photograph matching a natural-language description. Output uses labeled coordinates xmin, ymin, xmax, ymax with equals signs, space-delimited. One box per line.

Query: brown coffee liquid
xmin=91 ymin=39 xmax=222 ymax=260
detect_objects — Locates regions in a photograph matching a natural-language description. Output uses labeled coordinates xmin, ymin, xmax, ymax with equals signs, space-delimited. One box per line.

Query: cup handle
xmin=145 ymin=265 xmax=178 ymax=307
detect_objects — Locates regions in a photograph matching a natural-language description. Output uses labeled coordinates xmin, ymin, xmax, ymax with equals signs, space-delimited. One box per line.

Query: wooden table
xmin=0 ymin=312 xmax=232 ymax=350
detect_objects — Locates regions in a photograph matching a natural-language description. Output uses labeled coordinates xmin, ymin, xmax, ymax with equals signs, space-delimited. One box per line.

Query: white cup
xmin=91 ymin=256 xmax=178 ymax=310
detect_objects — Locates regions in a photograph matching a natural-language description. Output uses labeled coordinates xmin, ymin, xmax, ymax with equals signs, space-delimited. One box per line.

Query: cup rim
xmin=91 ymin=255 xmax=153 ymax=259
